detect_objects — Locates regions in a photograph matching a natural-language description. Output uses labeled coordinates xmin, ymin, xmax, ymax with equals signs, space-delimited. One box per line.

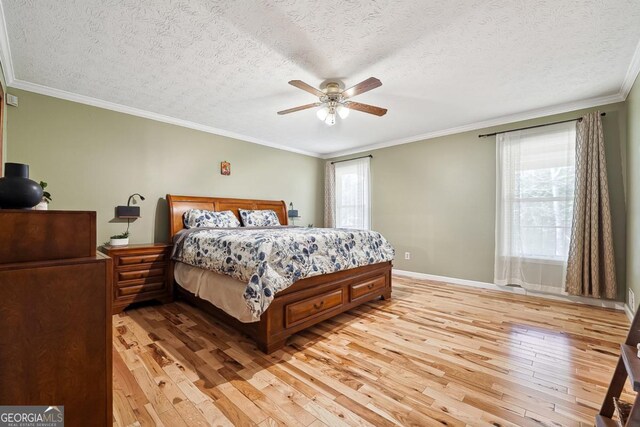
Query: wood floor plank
xmin=113 ymin=275 xmax=631 ymax=426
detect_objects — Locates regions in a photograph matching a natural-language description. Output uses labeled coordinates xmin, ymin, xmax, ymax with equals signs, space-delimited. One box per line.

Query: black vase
xmin=0 ymin=163 xmax=44 ymax=209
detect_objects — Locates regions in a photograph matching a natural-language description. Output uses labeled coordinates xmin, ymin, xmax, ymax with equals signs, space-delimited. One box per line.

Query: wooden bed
xmin=167 ymin=194 xmax=392 ymax=353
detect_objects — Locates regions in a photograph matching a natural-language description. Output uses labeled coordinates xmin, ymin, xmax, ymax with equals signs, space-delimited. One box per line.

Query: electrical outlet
xmin=404 ymin=252 xmax=411 ymax=260
xmin=630 ymin=289 xmax=636 ymax=311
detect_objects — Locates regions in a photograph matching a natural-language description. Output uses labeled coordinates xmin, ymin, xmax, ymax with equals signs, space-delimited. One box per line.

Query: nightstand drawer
xmin=118 ymin=253 xmax=167 ymax=266
xmin=118 ymin=267 xmax=165 ymax=281
xmin=117 ymin=276 xmax=165 ymax=288
xmin=116 ymin=280 xmax=166 ymax=297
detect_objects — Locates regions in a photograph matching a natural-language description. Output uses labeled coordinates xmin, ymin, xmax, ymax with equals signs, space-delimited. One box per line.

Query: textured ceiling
xmin=3 ymin=0 xmax=640 ymax=157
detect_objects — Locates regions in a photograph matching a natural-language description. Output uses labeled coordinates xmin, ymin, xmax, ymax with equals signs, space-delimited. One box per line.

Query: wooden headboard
xmin=166 ymin=194 xmax=288 ymax=238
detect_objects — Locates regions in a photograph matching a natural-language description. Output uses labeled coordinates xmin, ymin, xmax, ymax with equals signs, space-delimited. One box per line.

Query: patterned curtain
xmin=565 ymin=111 xmax=617 ymax=298
xmin=324 ymin=161 xmax=336 ymax=227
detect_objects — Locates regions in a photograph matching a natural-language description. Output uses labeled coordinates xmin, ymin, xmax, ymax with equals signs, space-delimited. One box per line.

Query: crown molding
xmin=8 ymin=79 xmax=322 ymax=158
xmin=620 ymin=37 xmax=640 ymax=99
xmin=321 ymin=92 xmax=626 ymax=159
xmin=0 ymin=0 xmax=14 ymax=84
xmin=5 ymin=76 xmax=629 ymax=161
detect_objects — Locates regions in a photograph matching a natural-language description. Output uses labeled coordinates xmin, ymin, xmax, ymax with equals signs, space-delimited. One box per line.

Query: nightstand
xmin=99 ymin=242 xmax=172 ymax=314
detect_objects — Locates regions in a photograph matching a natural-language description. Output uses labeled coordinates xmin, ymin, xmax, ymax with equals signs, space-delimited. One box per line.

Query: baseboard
xmin=625 ymin=303 xmax=635 ymax=321
xmin=393 ymin=269 xmax=626 ymax=311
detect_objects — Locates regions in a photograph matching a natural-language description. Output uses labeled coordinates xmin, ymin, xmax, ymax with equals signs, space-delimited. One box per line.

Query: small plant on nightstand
xmin=110 ymin=231 xmax=129 ymax=246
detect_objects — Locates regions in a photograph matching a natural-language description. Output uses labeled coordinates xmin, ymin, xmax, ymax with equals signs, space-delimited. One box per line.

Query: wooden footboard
xmin=174 ymin=261 xmax=392 ymax=353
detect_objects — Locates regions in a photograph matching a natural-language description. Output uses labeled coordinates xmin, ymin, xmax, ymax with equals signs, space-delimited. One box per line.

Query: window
xmin=334 ymin=157 xmax=370 ymax=229
xmin=494 ymin=121 xmax=576 ymax=292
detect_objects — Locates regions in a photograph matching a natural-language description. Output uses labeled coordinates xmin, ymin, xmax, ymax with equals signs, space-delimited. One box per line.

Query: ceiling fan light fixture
xmin=316 ymin=106 xmax=329 ymax=121
xmin=337 ymin=104 xmax=350 ymax=119
xmin=324 ymin=112 xmax=336 ymax=126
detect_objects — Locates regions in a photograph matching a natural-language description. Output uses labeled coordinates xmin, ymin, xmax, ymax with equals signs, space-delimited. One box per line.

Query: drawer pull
xmin=367 ymin=283 xmax=374 ymax=289
xmin=313 ymin=301 xmax=324 ymax=310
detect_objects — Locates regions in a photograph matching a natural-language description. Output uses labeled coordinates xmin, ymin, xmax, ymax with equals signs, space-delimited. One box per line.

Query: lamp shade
xmin=116 ymin=193 xmax=145 ymax=218
xmin=337 ymin=104 xmax=350 ymax=119
xmin=325 ymin=113 xmax=336 ymax=126
xmin=316 ymin=106 xmax=329 ymax=121
xmin=116 ymin=206 xmax=140 ymax=218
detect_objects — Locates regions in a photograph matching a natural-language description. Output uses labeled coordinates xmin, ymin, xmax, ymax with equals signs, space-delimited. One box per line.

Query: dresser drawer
xmin=285 ymin=289 xmax=343 ymax=328
xmin=116 ymin=280 xmax=166 ymax=297
xmin=350 ymin=276 xmax=386 ymax=301
xmin=117 ymin=267 xmax=165 ymax=282
xmin=118 ymin=252 xmax=167 ymax=266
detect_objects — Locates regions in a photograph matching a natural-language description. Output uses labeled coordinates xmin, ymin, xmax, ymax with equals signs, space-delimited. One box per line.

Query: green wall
xmin=331 ymin=102 xmax=628 ymax=300
xmin=6 ymin=89 xmax=324 ymax=244
xmin=627 ymin=75 xmax=640 ymax=310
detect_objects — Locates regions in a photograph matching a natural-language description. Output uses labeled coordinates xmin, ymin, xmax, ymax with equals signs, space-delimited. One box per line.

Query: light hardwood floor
xmin=113 ymin=275 xmax=632 ymax=427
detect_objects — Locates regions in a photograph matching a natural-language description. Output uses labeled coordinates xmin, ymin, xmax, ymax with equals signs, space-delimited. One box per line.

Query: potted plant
xmin=34 ymin=181 xmax=52 ymax=210
xmin=110 ymin=231 xmax=129 ymax=246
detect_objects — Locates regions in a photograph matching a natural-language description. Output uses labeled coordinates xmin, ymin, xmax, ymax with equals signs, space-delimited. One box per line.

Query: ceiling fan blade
xmin=288 ymin=80 xmax=325 ymax=97
xmin=277 ymin=102 xmax=322 ymax=115
xmin=344 ymin=101 xmax=387 ymax=116
xmin=341 ymin=77 xmax=382 ymax=99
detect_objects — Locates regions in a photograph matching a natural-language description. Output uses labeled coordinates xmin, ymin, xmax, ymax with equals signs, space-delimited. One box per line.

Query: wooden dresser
xmin=0 ymin=210 xmax=112 ymax=426
xmin=100 ymin=243 xmax=172 ymax=314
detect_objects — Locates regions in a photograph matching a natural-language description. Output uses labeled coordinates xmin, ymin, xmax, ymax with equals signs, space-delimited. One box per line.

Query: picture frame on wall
xmin=220 ymin=161 xmax=231 ymax=176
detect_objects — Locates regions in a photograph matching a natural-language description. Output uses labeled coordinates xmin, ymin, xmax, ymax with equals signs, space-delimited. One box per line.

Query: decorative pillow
xmin=183 ymin=209 xmax=241 ymax=228
xmin=238 ymin=209 xmax=281 ymax=227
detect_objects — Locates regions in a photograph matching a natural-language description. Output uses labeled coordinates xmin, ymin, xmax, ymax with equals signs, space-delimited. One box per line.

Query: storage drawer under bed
xmin=350 ymin=276 xmax=387 ymax=301
xmin=285 ymin=288 xmax=344 ymax=328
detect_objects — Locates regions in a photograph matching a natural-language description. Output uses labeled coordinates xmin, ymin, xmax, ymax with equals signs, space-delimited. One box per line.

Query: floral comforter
xmin=172 ymin=227 xmax=395 ymax=319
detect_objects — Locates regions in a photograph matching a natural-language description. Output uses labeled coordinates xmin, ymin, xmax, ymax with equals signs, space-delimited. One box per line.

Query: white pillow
xmin=183 ymin=209 xmax=241 ymax=228
xmin=238 ymin=209 xmax=281 ymax=227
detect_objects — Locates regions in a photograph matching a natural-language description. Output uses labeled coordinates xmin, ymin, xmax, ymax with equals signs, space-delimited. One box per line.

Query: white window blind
xmin=335 ymin=157 xmax=371 ymax=229
xmin=494 ymin=121 xmax=576 ymax=293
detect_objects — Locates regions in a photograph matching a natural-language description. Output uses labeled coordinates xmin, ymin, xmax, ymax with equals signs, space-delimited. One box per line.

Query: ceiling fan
xmin=277 ymin=77 xmax=387 ymax=126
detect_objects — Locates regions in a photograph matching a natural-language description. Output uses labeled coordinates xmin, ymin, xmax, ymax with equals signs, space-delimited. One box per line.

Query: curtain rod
xmin=331 ymin=154 xmax=373 ymax=164
xmin=478 ymin=112 xmax=606 ymax=138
